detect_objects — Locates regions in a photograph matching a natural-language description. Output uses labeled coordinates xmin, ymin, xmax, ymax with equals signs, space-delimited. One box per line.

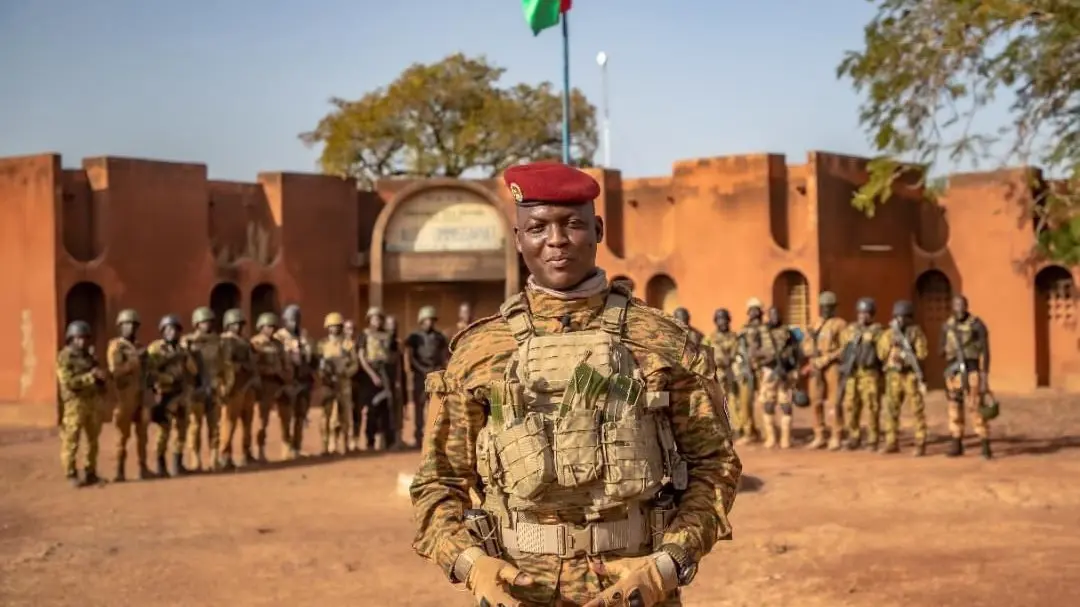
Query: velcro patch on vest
xmin=521 ymin=334 xmax=614 ymax=393
xmin=645 ymin=391 xmax=670 ymax=410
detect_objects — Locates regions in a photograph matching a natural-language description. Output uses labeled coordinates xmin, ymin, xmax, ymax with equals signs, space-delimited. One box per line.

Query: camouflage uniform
xmin=801 ymin=292 xmax=848 ymax=450
xmin=218 ymin=308 xmax=259 ymax=468
xmin=147 ymin=315 xmax=199 ymax=476
xmin=734 ymin=301 xmax=764 ymax=445
xmin=755 ymin=323 xmax=798 ymax=449
xmin=703 ymin=326 xmax=739 ymax=432
xmin=359 ymin=316 xmax=394 ymax=450
xmin=251 ymin=313 xmax=288 ymax=462
xmin=180 ymin=307 xmax=224 ymax=471
xmin=942 ymin=312 xmax=992 ymax=453
xmin=410 ymin=282 xmax=741 ymax=606
xmin=106 ymin=309 xmax=149 ymax=480
xmin=876 ymin=304 xmax=929 ymax=454
xmin=838 ymin=299 xmax=885 ymax=450
xmin=275 ymin=322 xmax=315 ymax=459
xmin=56 ymin=321 xmax=107 ymax=485
xmin=316 ymin=312 xmax=359 ymax=454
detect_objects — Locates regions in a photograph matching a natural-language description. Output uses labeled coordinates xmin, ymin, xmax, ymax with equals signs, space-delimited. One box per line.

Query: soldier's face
xmin=197 ymin=320 xmax=214 ymax=334
xmin=715 ymin=315 xmax=729 ymax=331
xmin=286 ymin=317 xmax=300 ymax=332
xmin=458 ymin=303 xmax=472 ymax=321
xmin=262 ymin=325 xmax=276 ymax=337
xmin=857 ymin=311 xmax=872 ymax=324
xmin=820 ymin=304 xmax=835 ymax=318
xmin=386 ymin=317 xmax=398 ymax=332
xmin=328 ymin=324 xmax=342 ymax=336
xmin=71 ymin=335 xmax=89 ymax=350
xmin=952 ymin=296 xmax=968 ymax=318
xmin=343 ymin=321 xmax=355 ymax=337
xmin=420 ymin=318 xmax=435 ymax=330
xmin=894 ymin=313 xmax=909 ymax=327
xmin=120 ymin=321 xmax=138 ymax=339
xmin=368 ymin=315 xmax=383 ymax=330
xmin=767 ymin=308 xmax=781 ymax=326
xmin=230 ymin=322 xmax=246 ymax=336
xmin=163 ymin=325 xmax=179 ymax=341
xmin=748 ymin=307 xmax=762 ymax=321
xmin=515 ymin=203 xmax=604 ymax=290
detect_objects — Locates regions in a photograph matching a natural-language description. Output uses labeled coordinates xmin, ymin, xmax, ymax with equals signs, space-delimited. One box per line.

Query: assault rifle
xmin=832 ymin=330 xmax=863 ymax=416
xmin=735 ymin=332 xmax=756 ymax=395
xmin=946 ymin=326 xmax=969 ymax=398
xmin=891 ymin=320 xmax=927 ymax=397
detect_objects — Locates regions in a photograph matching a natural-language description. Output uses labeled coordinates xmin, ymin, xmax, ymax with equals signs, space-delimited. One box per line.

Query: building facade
xmin=0 ymin=150 xmax=1076 ymax=425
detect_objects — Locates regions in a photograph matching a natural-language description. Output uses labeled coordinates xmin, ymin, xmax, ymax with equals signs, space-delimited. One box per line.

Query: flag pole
xmin=561 ymin=12 xmax=571 ymax=164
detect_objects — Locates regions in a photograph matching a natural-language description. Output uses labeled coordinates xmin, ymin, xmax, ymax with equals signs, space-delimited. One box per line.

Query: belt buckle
xmin=559 ymin=524 xmax=593 ymax=558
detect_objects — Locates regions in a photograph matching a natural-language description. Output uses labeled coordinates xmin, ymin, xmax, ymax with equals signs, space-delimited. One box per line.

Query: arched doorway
xmin=915 ymin=270 xmax=952 ymax=389
xmin=645 ymin=274 xmax=678 ymax=314
xmin=772 ymin=270 xmax=810 ymax=328
xmin=611 ymin=275 xmax=636 ymax=294
xmin=372 ymin=183 xmax=519 ymax=327
xmin=209 ymin=282 xmax=241 ymax=331
xmin=250 ymin=283 xmax=279 ymax=324
xmin=1035 ymin=265 xmax=1076 ymax=388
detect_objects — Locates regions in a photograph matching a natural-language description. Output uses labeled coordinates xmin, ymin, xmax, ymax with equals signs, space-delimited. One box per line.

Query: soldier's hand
xmin=978 ymin=373 xmax=989 ymax=395
xmin=370 ymin=374 xmax=383 ymax=388
xmin=584 ymin=555 xmax=677 ymax=607
xmin=465 ymin=554 xmax=532 ymax=607
xmin=91 ymin=367 xmax=108 ymax=381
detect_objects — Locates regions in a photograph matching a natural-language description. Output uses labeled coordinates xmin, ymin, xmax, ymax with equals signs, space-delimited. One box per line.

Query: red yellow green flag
xmin=522 ymin=0 xmax=572 ymax=36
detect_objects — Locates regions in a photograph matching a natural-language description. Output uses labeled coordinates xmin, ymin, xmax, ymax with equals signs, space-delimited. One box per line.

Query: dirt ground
xmin=2 ymin=393 xmax=1080 ymax=607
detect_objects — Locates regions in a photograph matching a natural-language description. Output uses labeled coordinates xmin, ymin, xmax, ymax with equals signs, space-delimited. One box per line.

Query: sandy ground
xmin=2 ymin=392 xmax=1080 ymax=607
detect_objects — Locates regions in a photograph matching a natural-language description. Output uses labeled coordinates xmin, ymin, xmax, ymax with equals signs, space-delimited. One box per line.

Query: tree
xmin=837 ymin=0 xmax=1080 ymax=262
xmin=300 ymin=53 xmax=598 ymax=188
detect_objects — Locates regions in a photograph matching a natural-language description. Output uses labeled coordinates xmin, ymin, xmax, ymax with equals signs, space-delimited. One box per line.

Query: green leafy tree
xmin=837 ymin=0 xmax=1080 ymax=262
xmin=300 ymin=53 xmax=598 ymax=188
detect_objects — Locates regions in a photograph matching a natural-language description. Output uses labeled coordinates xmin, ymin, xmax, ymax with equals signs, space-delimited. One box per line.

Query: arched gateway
xmin=369 ymin=180 xmax=520 ymax=327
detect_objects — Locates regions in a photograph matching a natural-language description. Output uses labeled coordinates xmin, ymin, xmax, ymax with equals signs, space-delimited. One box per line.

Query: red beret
xmin=503 ymin=161 xmax=600 ymax=207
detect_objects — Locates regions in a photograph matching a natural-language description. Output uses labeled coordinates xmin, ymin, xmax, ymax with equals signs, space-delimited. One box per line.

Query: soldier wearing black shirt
xmin=404 ymin=306 xmax=449 ymax=448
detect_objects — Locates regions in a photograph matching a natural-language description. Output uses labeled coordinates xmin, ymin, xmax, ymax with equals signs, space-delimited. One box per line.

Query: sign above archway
xmin=385 ymin=187 xmax=506 ymax=253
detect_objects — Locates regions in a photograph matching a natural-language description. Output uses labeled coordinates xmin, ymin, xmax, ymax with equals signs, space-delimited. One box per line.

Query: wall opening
xmin=772 ymin=270 xmax=810 ymax=328
xmin=1035 ymin=265 xmax=1075 ymax=387
xmin=645 ymin=274 xmax=678 ymax=314
xmin=915 ymin=270 xmax=953 ymax=389
xmin=210 ymin=282 xmax=242 ymax=332
xmin=610 ymin=275 xmax=636 ymax=294
xmin=250 ymin=283 xmax=280 ymax=323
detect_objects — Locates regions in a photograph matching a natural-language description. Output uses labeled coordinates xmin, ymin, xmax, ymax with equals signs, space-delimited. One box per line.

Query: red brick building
xmin=1 ymin=151 xmax=1075 ymax=425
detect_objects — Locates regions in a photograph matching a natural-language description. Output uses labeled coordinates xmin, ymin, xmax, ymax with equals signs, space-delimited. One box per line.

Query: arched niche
xmin=645 ymin=274 xmax=678 ymax=314
xmin=915 ymin=270 xmax=953 ymax=389
xmin=251 ymin=283 xmax=280 ymax=323
xmin=210 ymin=282 xmax=242 ymax=331
xmin=772 ymin=270 xmax=810 ymax=328
xmin=369 ymin=181 xmax=520 ymax=323
xmin=1034 ymin=265 xmax=1075 ymax=387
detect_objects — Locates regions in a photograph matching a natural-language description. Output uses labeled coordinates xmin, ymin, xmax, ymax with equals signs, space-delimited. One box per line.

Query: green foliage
xmin=838 ymin=0 xmax=1080 ymax=261
xmin=299 ymin=53 xmax=598 ymax=188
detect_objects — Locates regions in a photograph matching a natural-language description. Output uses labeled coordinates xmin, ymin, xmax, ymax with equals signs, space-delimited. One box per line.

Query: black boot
xmin=138 ymin=462 xmax=153 ymax=480
xmin=981 ymin=439 xmax=993 ymax=460
xmin=114 ymin=455 xmax=126 ymax=483
xmin=946 ymin=437 xmax=964 ymax=457
xmin=156 ymin=455 xmax=169 ymax=477
xmin=84 ymin=469 xmax=100 ymax=486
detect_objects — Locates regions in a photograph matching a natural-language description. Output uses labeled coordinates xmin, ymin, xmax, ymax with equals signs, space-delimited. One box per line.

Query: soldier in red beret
xmin=411 ymin=161 xmax=742 ymax=607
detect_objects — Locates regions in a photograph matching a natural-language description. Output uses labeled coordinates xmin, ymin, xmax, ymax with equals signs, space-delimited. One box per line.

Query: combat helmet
xmin=324 ymin=312 xmax=345 ymax=328
xmin=892 ymin=300 xmax=914 ymax=317
xmin=256 ymin=312 xmax=279 ymax=330
xmin=282 ymin=304 xmax=301 ymax=321
xmin=980 ymin=394 xmax=1001 ymax=421
xmin=746 ymin=297 xmax=763 ymax=311
xmin=673 ymin=307 xmax=690 ymax=323
xmin=192 ymin=306 xmax=215 ymax=325
xmin=856 ymin=297 xmax=876 ymax=314
xmin=417 ymin=306 xmax=437 ymax=323
xmin=115 ymin=309 xmax=140 ymax=326
xmin=222 ymin=308 xmax=245 ymax=328
xmin=714 ymin=308 xmax=731 ymax=321
xmin=819 ymin=291 xmax=837 ymax=306
xmin=66 ymin=320 xmax=92 ymax=340
xmin=158 ymin=314 xmax=183 ymax=332
xmin=366 ymin=306 xmax=384 ymax=318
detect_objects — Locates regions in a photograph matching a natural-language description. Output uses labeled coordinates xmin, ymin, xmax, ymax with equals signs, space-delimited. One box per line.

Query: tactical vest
xmin=364 ymin=329 xmax=391 ymax=365
xmin=476 ymin=290 xmax=684 ymax=558
xmin=883 ymin=325 xmax=922 ymax=372
xmin=183 ymin=332 xmax=222 ymax=379
xmin=804 ymin=317 xmax=844 ymax=358
xmin=319 ymin=336 xmax=353 ymax=376
xmin=412 ymin=330 xmax=445 ymax=368
xmin=757 ymin=326 xmax=788 ymax=360
xmin=709 ymin=331 xmax=738 ymax=368
xmin=222 ymin=333 xmax=254 ymax=379
xmin=57 ymin=347 xmax=103 ymax=402
xmin=276 ymin=329 xmax=314 ymax=382
xmin=149 ymin=340 xmax=188 ymax=390
xmin=251 ymin=335 xmax=284 ymax=380
xmin=944 ymin=316 xmax=984 ymax=362
xmin=850 ymin=324 xmax=883 ymax=370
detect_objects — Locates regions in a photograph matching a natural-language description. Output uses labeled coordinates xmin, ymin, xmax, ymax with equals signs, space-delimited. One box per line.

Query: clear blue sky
xmin=0 ymin=1 xmax=1010 ymax=181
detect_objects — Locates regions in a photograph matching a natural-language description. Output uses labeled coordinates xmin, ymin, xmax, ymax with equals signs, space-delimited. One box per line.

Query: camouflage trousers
xmin=807 ymin=364 xmax=844 ymax=438
xmin=734 ymin=376 xmax=758 ymax=439
xmin=289 ymin=388 xmax=312 ymax=455
xmin=716 ymin=372 xmax=738 ymax=431
xmin=219 ymin=387 xmax=255 ymax=462
xmin=320 ymin=384 xmax=353 ymax=453
xmin=502 ymin=553 xmax=682 ymax=606
xmin=843 ymin=370 xmax=882 ymax=446
xmin=113 ymin=386 xmax=148 ymax=467
xmin=755 ymin=367 xmax=794 ymax=417
xmin=154 ymin=392 xmax=188 ymax=458
xmin=187 ymin=394 xmax=221 ymax=468
xmin=883 ymin=371 xmax=927 ymax=446
xmin=254 ymin=380 xmax=291 ymax=454
xmin=60 ymin=399 xmax=103 ymax=476
xmin=946 ymin=370 xmax=989 ymax=439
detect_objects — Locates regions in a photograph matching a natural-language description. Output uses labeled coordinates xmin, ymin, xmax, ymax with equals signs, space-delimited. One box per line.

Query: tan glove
xmin=583 ymin=554 xmax=677 ymax=607
xmin=465 ymin=553 xmax=533 ymax=607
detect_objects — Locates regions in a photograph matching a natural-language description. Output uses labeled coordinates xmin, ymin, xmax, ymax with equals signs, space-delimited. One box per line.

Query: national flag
xmin=522 ymin=0 xmax=572 ymax=36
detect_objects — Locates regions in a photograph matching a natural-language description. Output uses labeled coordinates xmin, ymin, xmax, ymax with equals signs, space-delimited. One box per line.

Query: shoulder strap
xmin=600 ymin=290 xmax=630 ymax=338
xmin=499 ymin=292 xmax=534 ymax=345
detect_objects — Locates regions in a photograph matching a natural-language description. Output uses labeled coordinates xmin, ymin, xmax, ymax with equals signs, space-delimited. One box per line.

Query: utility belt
xmin=945 ymin=359 xmax=980 ymax=376
xmin=464 ymin=495 xmax=677 ymax=560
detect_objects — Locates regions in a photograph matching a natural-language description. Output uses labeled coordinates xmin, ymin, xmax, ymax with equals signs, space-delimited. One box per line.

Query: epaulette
xmin=449 ymin=313 xmax=503 ymax=354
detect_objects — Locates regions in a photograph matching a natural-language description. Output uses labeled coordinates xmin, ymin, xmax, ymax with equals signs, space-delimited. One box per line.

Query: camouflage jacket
xmin=106 ymin=336 xmax=143 ymax=392
xmin=146 ymin=339 xmax=198 ymax=394
xmin=274 ymin=327 xmax=315 ymax=385
xmin=409 ymin=282 xmax=742 ymax=577
xmin=220 ymin=331 xmax=258 ymax=396
xmin=56 ymin=346 xmax=105 ymax=404
xmin=316 ymin=335 xmax=359 ymax=384
xmin=876 ymin=323 xmax=929 ymax=373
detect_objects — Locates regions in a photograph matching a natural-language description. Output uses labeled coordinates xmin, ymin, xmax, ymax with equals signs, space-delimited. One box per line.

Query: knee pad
xmin=763 ymin=401 xmax=776 ymax=416
xmin=780 ymin=403 xmax=793 ymax=416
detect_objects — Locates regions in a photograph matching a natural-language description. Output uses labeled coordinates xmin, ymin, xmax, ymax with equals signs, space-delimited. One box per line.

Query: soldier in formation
xmin=704 ymin=308 xmax=739 ymax=433
xmin=57 ymin=321 xmax=108 ymax=487
xmin=106 ymin=309 xmax=149 ymax=481
xmin=218 ymin=308 xmax=258 ymax=469
xmin=410 ymin=161 xmax=741 ymax=606
xmin=801 ymin=291 xmax=847 ymax=450
xmin=316 ymin=312 xmax=358 ymax=454
xmin=403 ymin=306 xmax=449 ymax=449
xmin=755 ymin=307 xmax=800 ymax=449
xmin=877 ymin=301 xmax=929 ymax=455
xmin=672 ymin=307 xmax=704 ymax=346
xmin=276 ymin=304 xmax=315 ymax=459
xmin=147 ymin=315 xmax=197 ymax=477
xmin=943 ymin=295 xmax=995 ymax=458
xmin=357 ymin=307 xmax=394 ymax=450
xmin=733 ymin=298 xmax=764 ymax=445
xmin=180 ymin=306 xmax=223 ymax=471
xmin=251 ymin=312 xmax=288 ymax=462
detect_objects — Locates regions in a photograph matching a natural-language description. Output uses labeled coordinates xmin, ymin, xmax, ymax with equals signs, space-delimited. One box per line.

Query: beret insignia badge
xmin=509 ymin=183 xmax=523 ymax=203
